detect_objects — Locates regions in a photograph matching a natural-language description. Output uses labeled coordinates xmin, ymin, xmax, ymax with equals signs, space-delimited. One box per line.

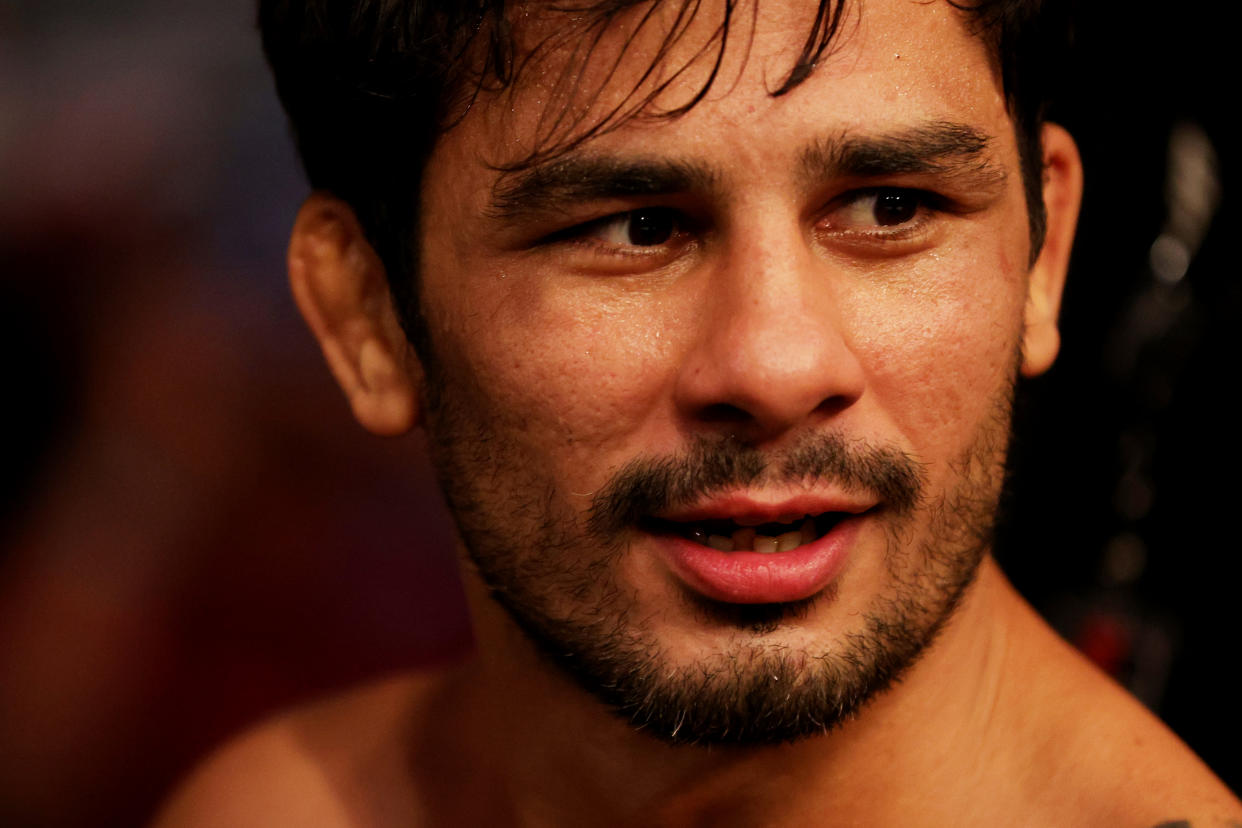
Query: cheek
xmin=427 ymin=272 xmax=679 ymax=463
xmin=844 ymin=246 xmax=1027 ymax=449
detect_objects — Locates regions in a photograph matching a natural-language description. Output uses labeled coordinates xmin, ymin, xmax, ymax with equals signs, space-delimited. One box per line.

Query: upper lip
xmin=650 ymin=491 xmax=877 ymax=526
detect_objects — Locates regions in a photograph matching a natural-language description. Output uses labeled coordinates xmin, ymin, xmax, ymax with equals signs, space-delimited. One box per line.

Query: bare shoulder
xmin=1077 ymin=694 xmax=1242 ymax=828
xmin=1005 ymin=594 xmax=1242 ymax=826
xmin=151 ymin=669 xmax=457 ymax=827
xmin=1069 ymin=663 xmax=1241 ymax=824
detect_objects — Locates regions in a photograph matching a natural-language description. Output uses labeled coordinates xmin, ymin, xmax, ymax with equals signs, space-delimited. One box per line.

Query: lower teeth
xmin=694 ymin=518 xmax=819 ymax=553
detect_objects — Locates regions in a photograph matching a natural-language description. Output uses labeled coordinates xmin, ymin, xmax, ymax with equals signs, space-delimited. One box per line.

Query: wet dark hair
xmin=259 ymin=0 xmax=1066 ymax=350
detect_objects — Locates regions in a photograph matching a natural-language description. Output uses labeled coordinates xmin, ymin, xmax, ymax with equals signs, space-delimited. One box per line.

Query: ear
xmin=1021 ymin=123 xmax=1083 ymax=378
xmin=288 ymin=193 xmax=421 ymax=435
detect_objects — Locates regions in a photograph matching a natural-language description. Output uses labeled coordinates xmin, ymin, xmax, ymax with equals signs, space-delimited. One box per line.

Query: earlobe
xmin=1021 ymin=123 xmax=1083 ymax=378
xmin=288 ymin=193 xmax=421 ymax=435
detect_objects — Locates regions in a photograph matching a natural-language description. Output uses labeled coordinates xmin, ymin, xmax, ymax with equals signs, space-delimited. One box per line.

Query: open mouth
xmin=645 ymin=513 xmax=850 ymax=554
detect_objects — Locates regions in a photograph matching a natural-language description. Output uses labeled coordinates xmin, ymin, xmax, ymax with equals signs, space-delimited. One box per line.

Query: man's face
xmin=414 ymin=0 xmax=1046 ymax=744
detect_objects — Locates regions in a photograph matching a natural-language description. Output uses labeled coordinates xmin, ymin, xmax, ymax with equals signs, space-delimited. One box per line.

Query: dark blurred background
xmin=0 ymin=1 xmax=1236 ymax=825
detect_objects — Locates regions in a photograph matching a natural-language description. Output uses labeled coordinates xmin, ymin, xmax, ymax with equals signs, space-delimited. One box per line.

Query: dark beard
xmin=425 ymin=393 xmax=1009 ymax=746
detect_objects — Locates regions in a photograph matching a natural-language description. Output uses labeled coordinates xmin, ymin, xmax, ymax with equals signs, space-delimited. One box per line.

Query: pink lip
xmin=651 ymin=496 xmax=871 ymax=604
xmin=654 ymin=492 xmax=873 ymax=526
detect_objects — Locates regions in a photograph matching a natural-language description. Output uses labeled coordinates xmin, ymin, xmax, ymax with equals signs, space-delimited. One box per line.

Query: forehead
xmin=426 ymin=0 xmax=1009 ymax=214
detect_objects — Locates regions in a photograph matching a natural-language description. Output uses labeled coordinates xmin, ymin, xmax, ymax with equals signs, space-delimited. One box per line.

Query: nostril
xmin=695 ymin=395 xmax=855 ymax=430
xmin=812 ymin=395 xmax=855 ymax=419
xmin=697 ymin=402 xmax=752 ymax=425
xmin=674 ymin=294 xmax=866 ymax=435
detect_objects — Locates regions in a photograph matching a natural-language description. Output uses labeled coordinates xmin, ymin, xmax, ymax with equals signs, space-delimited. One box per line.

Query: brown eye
xmin=872 ymin=191 xmax=919 ymax=226
xmin=827 ymin=188 xmax=928 ymax=231
xmin=626 ymin=209 xmax=677 ymax=245
xmin=591 ymin=208 xmax=679 ymax=247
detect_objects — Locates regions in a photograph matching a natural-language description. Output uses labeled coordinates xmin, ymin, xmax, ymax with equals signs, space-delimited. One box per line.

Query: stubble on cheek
xmin=418 ymin=334 xmax=627 ymax=624
xmin=419 ymin=325 xmax=1023 ymax=747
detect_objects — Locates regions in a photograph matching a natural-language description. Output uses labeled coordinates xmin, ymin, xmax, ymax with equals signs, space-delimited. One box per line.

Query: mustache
xmin=588 ymin=433 xmax=925 ymax=536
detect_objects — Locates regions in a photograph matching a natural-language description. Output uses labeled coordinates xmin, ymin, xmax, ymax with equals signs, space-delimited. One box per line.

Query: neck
xmin=438 ymin=557 xmax=1033 ymax=826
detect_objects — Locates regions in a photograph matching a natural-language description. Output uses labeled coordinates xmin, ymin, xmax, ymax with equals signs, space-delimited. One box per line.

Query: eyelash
xmin=818 ymin=187 xmax=944 ymax=240
xmin=542 ymin=186 xmax=945 ymax=261
xmin=550 ymin=208 xmax=687 ymax=248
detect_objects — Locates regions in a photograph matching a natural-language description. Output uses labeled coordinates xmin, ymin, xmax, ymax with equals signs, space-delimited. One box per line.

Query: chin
xmin=480 ymin=523 xmax=988 ymax=747
xmin=432 ymin=389 xmax=1011 ymax=746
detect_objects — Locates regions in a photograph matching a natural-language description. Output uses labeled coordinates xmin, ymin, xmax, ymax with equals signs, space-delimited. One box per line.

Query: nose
xmin=673 ymin=230 xmax=865 ymax=440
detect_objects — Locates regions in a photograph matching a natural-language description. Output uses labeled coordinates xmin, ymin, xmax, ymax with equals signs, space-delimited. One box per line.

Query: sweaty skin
xmin=156 ymin=0 xmax=1242 ymax=824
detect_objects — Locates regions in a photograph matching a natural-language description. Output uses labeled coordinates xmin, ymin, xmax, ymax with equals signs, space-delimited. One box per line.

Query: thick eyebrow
xmin=485 ymin=120 xmax=1006 ymax=223
xmin=799 ymin=120 xmax=1007 ymax=190
xmin=487 ymin=156 xmax=717 ymax=222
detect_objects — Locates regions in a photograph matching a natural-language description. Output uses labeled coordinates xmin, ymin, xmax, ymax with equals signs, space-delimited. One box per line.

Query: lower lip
xmin=657 ymin=516 xmax=864 ymax=604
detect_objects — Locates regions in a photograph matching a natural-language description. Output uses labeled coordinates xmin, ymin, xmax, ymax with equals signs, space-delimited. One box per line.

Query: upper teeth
xmin=692 ymin=518 xmax=816 ymax=553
